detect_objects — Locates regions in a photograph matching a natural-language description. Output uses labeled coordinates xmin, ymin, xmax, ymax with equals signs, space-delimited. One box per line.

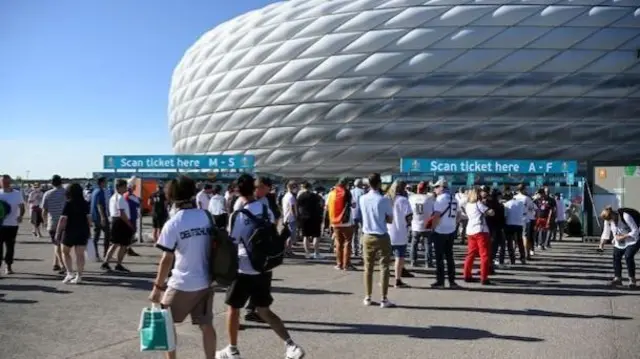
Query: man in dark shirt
xmin=148 ymin=183 xmax=168 ymax=243
xmin=90 ymin=177 xmax=109 ymax=259
xmin=297 ymin=182 xmax=323 ymax=259
xmin=536 ymin=187 xmax=556 ymax=249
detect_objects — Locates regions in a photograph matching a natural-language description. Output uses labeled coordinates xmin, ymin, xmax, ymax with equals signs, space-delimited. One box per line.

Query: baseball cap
xmin=354 ymin=178 xmax=363 ymax=187
xmin=417 ymin=181 xmax=427 ymax=193
xmin=433 ymin=179 xmax=448 ymax=188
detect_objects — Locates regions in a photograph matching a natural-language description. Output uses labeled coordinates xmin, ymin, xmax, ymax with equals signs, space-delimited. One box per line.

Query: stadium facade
xmin=168 ymin=0 xmax=640 ymax=177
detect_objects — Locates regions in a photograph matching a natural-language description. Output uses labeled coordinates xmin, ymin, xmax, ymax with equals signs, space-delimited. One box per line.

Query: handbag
xmin=139 ymin=305 xmax=176 ymax=352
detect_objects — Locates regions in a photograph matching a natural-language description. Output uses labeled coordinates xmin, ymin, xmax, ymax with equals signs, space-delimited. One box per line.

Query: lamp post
xmin=25 ymin=170 xmax=30 ymax=180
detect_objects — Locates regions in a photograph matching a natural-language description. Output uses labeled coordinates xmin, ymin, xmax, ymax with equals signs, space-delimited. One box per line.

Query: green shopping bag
xmin=138 ymin=305 xmax=176 ymax=352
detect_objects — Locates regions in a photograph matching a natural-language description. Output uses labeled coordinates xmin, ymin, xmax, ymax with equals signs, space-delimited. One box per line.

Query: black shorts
xmin=225 ymin=272 xmax=273 ymax=309
xmin=110 ymin=218 xmax=133 ymax=246
xmin=213 ymin=213 xmax=228 ymax=230
xmin=62 ymin=235 xmax=88 ymax=247
xmin=300 ymin=219 xmax=321 ymax=238
xmin=30 ymin=207 xmax=43 ymax=226
xmin=152 ymin=215 xmax=168 ymax=229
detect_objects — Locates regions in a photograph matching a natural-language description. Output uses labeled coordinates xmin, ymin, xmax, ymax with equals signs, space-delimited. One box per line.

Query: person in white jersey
xmin=196 ymin=183 xmax=212 ymax=211
xmin=208 ymin=185 xmax=227 ymax=229
xmin=101 ymin=179 xmax=134 ymax=273
xmin=514 ymin=184 xmax=536 ymax=260
xmin=462 ymin=187 xmax=494 ymax=285
xmin=600 ymin=206 xmax=640 ymax=288
xmin=149 ymin=175 xmax=216 ymax=359
xmin=503 ymin=191 xmax=527 ymax=264
xmin=409 ymin=181 xmax=434 ymax=268
xmin=429 ymin=179 xmax=459 ymax=289
xmin=455 ymin=187 xmax=469 ymax=244
xmin=386 ymin=181 xmax=413 ymax=288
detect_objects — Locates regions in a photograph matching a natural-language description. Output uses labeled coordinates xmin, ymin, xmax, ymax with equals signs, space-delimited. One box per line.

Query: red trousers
xmin=463 ymin=232 xmax=491 ymax=281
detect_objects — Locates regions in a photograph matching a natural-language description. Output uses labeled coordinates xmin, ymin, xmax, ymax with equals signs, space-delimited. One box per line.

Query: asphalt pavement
xmin=1 ymin=221 xmax=639 ymax=359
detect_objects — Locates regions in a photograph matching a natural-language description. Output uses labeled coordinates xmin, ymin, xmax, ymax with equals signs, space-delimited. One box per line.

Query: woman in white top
xmin=386 ymin=181 xmax=413 ymax=288
xmin=463 ymin=187 xmax=494 ymax=285
xmin=503 ymin=192 xmax=527 ymax=264
xmin=600 ymin=206 xmax=639 ymax=287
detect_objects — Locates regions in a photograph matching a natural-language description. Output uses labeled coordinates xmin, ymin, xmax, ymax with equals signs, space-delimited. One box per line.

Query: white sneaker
xmin=62 ymin=273 xmax=75 ymax=284
xmin=312 ymin=253 xmax=322 ymax=259
xmin=285 ymin=344 xmax=305 ymax=359
xmin=363 ymin=297 xmax=372 ymax=306
xmin=216 ymin=346 xmax=241 ymax=359
xmin=380 ymin=298 xmax=396 ymax=308
xmin=70 ymin=274 xmax=81 ymax=284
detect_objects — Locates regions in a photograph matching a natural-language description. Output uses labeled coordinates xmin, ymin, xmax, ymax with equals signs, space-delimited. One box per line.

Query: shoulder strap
xmin=262 ymin=204 xmax=269 ymax=221
xmin=239 ymin=208 xmax=267 ymax=226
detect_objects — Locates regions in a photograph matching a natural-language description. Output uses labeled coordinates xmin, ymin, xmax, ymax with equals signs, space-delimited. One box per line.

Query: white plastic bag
xmin=85 ymin=238 xmax=97 ymax=260
xmin=139 ymin=305 xmax=176 ymax=352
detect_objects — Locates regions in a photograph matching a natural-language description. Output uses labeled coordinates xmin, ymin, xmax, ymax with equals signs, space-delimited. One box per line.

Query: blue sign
xmin=103 ymin=155 xmax=255 ymax=170
xmin=529 ymin=180 xmax=535 ymax=189
xmin=536 ymin=175 xmax=544 ymax=187
xmin=566 ymin=172 xmax=575 ymax=186
xmin=400 ymin=158 xmax=577 ymax=174
xmin=92 ymin=171 xmax=249 ymax=180
xmin=466 ymin=173 xmax=474 ymax=186
xmin=492 ymin=182 xmax=498 ymax=188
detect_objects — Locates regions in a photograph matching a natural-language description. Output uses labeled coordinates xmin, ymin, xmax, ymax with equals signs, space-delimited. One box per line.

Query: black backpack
xmin=204 ymin=211 xmax=238 ymax=287
xmin=618 ymin=207 xmax=640 ymax=229
xmin=233 ymin=205 xmax=285 ymax=273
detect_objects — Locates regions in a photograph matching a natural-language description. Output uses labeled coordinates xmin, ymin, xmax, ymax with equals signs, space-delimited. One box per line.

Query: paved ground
xmin=1 ymin=221 xmax=639 ymax=359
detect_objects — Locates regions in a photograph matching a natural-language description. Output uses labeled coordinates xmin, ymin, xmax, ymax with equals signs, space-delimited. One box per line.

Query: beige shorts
xmin=161 ymin=287 xmax=214 ymax=325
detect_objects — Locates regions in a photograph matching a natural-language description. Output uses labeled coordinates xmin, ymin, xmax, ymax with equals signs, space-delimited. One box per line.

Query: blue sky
xmin=0 ymin=0 xmax=277 ymax=179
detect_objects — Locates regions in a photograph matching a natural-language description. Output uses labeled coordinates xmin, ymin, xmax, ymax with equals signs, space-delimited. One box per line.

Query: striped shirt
xmin=42 ymin=187 xmax=66 ymax=231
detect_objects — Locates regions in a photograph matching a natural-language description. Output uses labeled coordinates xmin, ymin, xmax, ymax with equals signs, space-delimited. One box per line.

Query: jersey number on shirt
xmin=448 ymin=201 xmax=458 ymax=218
xmin=414 ymin=204 xmax=424 ymax=215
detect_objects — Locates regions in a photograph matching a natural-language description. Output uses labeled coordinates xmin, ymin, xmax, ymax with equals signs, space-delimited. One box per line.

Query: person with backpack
xmin=149 ymin=175 xmax=217 ymax=359
xmin=600 ymin=206 xmax=640 ymax=288
xmin=0 ymin=174 xmax=25 ymax=275
xmin=216 ymin=174 xmax=305 ymax=359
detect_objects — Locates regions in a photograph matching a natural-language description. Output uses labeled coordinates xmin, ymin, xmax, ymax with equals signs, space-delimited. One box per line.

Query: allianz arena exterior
xmin=169 ymin=0 xmax=640 ymax=177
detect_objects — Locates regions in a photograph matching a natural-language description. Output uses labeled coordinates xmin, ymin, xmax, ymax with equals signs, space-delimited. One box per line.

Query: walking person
xmin=463 ymin=187 xmax=494 ymax=285
xmin=296 ymin=182 xmax=323 ymax=259
xmin=149 ymin=183 xmax=169 ymax=242
xmin=327 ymin=178 xmax=356 ymax=270
xmin=101 ymin=179 xmax=135 ymax=273
xmin=350 ymin=179 xmax=366 ymax=257
xmin=90 ymin=177 xmax=110 ymax=259
xmin=514 ymin=184 xmax=536 ymax=260
xmin=149 ymin=175 xmax=217 ymax=359
xmin=208 ymin=185 xmax=228 ymax=230
xmin=0 ymin=174 xmax=25 ymax=275
xmin=27 ymin=183 xmax=43 ymax=237
xmin=430 ymin=179 xmax=460 ymax=289
xmin=55 ymin=183 xmax=91 ymax=284
xmin=42 ymin=175 xmax=67 ymax=274
xmin=386 ymin=181 xmax=413 ymax=288
xmin=503 ymin=192 xmax=527 ymax=264
xmin=216 ymin=173 xmax=305 ymax=359
xmin=359 ymin=173 xmax=395 ymax=308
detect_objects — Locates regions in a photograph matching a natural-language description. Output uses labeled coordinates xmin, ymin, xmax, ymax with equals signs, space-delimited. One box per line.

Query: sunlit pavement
xmin=1 ymin=220 xmax=639 ymax=359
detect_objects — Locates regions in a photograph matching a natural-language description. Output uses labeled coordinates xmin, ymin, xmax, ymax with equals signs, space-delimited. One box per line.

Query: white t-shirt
xmin=28 ymin=190 xmax=43 ymax=207
xmin=109 ymin=193 xmax=130 ymax=220
xmin=208 ymin=194 xmax=226 ymax=215
xmin=409 ymin=193 xmax=430 ymax=232
xmin=433 ymin=192 xmax=458 ymax=235
xmin=230 ymin=200 xmax=275 ymax=275
xmin=195 ymin=190 xmax=211 ymax=210
xmin=601 ymin=212 xmax=639 ymax=250
xmin=514 ymin=193 xmax=536 ymax=221
xmin=504 ymin=199 xmax=526 ymax=226
xmin=282 ymin=192 xmax=296 ymax=224
xmin=157 ymin=209 xmax=211 ymax=292
xmin=0 ymin=189 xmax=24 ymax=226
xmin=456 ymin=193 xmax=469 ymax=220
xmin=465 ymin=202 xmax=490 ymax=236
xmin=387 ymin=196 xmax=412 ymax=245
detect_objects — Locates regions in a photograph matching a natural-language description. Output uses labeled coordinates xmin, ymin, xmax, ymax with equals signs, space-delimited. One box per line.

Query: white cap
xmin=354 ymin=178 xmax=363 ymax=186
xmin=127 ymin=176 xmax=137 ymax=188
xmin=433 ymin=179 xmax=448 ymax=188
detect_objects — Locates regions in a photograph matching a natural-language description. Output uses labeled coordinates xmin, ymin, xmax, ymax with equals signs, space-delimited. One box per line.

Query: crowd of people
xmin=0 ymin=171 xmax=638 ymax=359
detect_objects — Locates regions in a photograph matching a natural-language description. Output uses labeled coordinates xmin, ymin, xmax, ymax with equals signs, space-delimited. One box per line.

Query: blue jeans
xmin=410 ymin=231 xmax=433 ymax=265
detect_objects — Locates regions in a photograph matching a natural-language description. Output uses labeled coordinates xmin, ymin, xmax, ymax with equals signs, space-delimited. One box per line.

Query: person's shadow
xmin=244 ymin=320 xmax=543 ymax=342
